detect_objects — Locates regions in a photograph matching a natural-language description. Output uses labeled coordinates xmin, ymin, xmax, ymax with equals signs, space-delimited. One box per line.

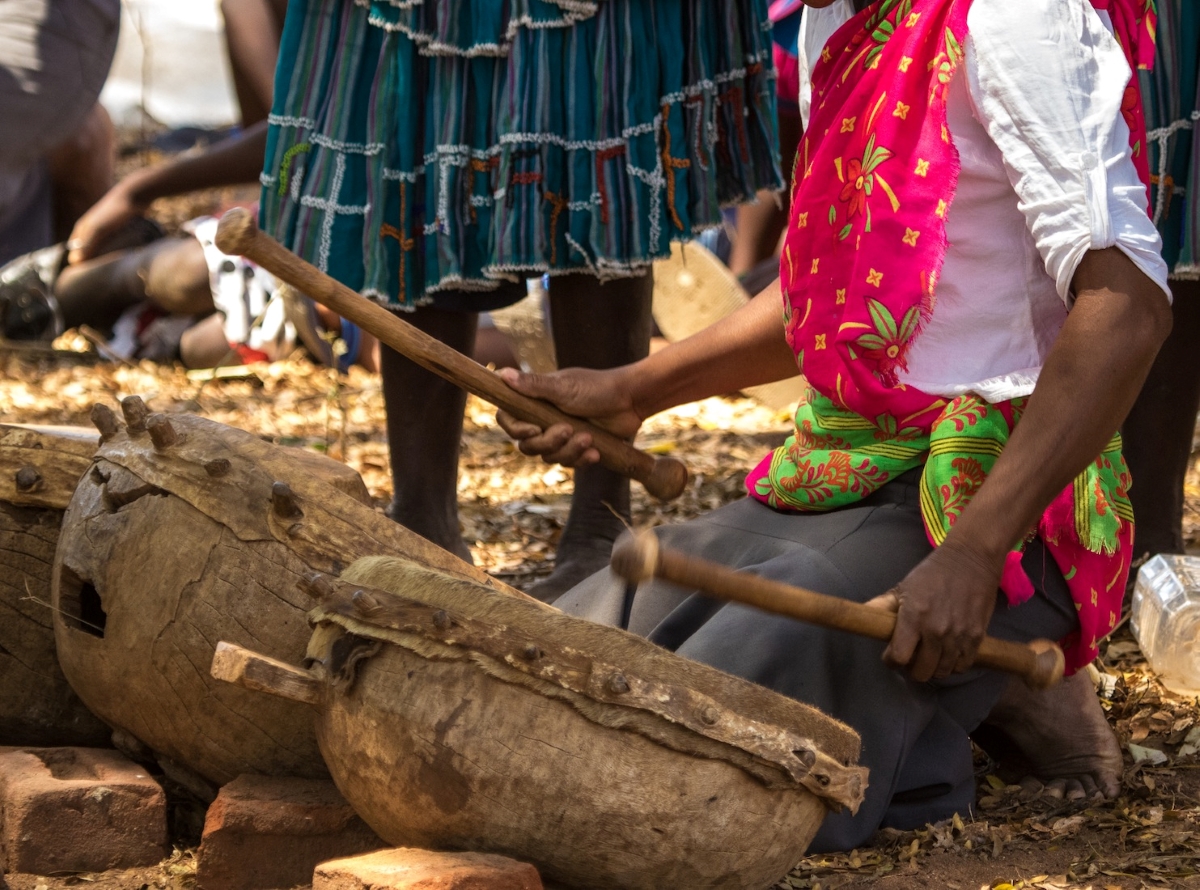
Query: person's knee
xmin=143 ymin=238 xmax=215 ymax=316
xmin=180 ymin=313 xmax=231 ymax=369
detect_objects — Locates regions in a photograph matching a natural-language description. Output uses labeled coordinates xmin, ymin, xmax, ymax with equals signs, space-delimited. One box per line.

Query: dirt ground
xmin=2 ymin=131 xmax=1198 ymax=890
xmin=2 ymin=345 xmax=1199 ymax=890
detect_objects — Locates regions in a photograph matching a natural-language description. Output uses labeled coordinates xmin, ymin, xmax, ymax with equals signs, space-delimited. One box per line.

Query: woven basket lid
xmin=652 ymin=242 xmax=805 ymax=412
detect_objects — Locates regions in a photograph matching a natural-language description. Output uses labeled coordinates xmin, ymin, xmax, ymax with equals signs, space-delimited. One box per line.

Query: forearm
xmin=624 ymin=277 xmax=799 ymax=418
xmin=947 ymin=247 xmax=1173 ymax=566
xmin=122 ymin=122 xmax=269 ymax=208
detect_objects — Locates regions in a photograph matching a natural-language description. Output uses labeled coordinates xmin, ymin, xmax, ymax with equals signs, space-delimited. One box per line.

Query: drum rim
xmin=306 ymin=556 xmax=868 ymax=813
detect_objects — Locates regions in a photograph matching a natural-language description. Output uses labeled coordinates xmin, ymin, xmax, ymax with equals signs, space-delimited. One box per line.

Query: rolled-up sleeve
xmin=965 ymin=0 xmax=1171 ymax=305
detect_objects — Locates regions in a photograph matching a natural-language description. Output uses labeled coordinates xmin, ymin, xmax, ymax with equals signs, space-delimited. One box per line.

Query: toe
xmin=1043 ymin=778 xmax=1067 ymax=800
xmin=1100 ymin=773 xmax=1122 ymax=799
xmin=1078 ymin=774 xmax=1100 ymax=798
xmin=1064 ymin=778 xmax=1086 ymax=801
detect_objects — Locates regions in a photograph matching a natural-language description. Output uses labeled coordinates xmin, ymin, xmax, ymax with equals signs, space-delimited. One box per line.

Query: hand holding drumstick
xmin=610 ymin=530 xmax=1065 ymax=690
xmin=214 ymin=209 xmax=688 ymax=501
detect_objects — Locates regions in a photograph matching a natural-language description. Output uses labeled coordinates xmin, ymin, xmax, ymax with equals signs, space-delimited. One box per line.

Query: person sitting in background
xmin=0 ymin=0 xmax=126 ymax=338
xmin=1 ymin=0 xmax=285 ymax=342
xmin=51 ymin=214 xmax=379 ymax=370
xmin=0 ymin=0 xmax=121 ymax=267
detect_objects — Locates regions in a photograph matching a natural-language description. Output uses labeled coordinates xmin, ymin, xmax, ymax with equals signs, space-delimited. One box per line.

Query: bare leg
xmin=529 ymin=273 xmax=654 ymax=602
xmin=380 ymin=306 xmax=478 ymax=562
xmin=47 ymin=104 xmax=115 ymax=240
xmin=727 ymin=192 xmax=786 ymax=277
xmin=55 ymin=237 xmax=214 ymax=329
xmin=985 ymin=671 xmax=1123 ymax=800
xmin=220 ymin=0 xmax=287 ymax=127
xmin=1122 ymin=280 xmax=1200 ymax=558
xmin=312 ymin=304 xmax=382 ymax=373
xmin=180 ymin=313 xmax=233 ymax=369
xmin=474 ymin=323 xmax=519 ymax=369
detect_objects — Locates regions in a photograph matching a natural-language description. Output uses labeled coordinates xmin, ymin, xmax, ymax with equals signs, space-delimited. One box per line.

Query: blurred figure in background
xmin=52 ymin=214 xmax=380 ymax=371
xmin=219 ymin=0 xmax=288 ymax=129
xmin=0 ymin=0 xmax=120 ymax=279
xmin=1 ymin=0 xmax=319 ymax=363
xmin=63 ymin=0 xmax=289 ymax=267
xmin=726 ymin=0 xmax=806 ymax=296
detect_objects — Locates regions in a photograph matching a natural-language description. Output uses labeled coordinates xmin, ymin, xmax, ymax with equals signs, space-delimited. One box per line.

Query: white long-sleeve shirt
xmin=798 ymin=0 xmax=1171 ymax=403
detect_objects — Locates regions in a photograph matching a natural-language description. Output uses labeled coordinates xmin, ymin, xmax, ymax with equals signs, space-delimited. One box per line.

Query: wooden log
xmin=52 ymin=407 xmax=536 ymax=785
xmin=0 ymin=424 xmax=96 ymax=510
xmin=0 ymin=425 xmax=109 ymax=747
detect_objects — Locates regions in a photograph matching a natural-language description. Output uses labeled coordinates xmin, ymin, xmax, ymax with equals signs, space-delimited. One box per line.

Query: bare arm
xmin=879 ymin=246 xmax=1172 ymax=681
xmin=630 ymin=276 xmax=799 ymax=416
xmin=68 ymin=122 xmax=269 ymax=263
xmin=125 ymin=121 xmax=270 ymax=201
xmin=497 ymin=277 xmax=797 ymax=464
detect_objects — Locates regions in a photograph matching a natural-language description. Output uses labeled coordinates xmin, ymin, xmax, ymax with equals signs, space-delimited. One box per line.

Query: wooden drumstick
xmin=610 ymin=530 xmax=1065 ymax=690
xmin=214 ymin=209 xmax=688 ymax=501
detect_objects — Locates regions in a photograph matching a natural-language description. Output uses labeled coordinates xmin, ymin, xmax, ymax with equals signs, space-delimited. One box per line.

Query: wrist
xmin=936 ymin=528 xmax=1008 ymax=584
xmin=619 ymin=359 xmax=658 ymax=422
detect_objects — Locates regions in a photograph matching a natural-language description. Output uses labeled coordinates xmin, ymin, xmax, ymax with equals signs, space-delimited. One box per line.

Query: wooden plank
xmin=211 ymin=642 xmax=322 ymax=705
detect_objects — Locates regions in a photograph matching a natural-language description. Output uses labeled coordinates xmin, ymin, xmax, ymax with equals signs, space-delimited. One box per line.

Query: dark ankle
xmin=384 ymin=500 xmax=473 ymax=564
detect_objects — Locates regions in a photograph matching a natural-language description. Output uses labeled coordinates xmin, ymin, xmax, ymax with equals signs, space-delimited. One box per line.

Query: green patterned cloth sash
xmin=750 ymin=389 xmax=1131 ymax=559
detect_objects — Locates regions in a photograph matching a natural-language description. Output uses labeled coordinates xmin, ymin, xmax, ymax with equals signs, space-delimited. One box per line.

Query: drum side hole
xmin=58 ymin=567 xmax=107 ymax=638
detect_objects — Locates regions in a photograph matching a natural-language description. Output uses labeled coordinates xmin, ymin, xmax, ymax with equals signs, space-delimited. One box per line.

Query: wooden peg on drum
xmin=611 ymin=530 xmax=1065 ymax=690
xmin=213 ymin=209 xmax=688 ymax=502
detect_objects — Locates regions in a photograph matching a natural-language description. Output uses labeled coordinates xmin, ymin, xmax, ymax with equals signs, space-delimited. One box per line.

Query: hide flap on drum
xmin=306 ymin=556 xmax=868 ymax=814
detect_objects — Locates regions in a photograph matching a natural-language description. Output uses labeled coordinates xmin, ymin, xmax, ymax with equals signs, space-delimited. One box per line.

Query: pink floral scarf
xmin=747 ymin=0 xmax=1157 ymax=672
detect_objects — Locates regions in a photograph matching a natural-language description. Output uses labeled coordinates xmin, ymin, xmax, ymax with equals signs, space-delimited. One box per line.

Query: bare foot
xmin=528 ymin=462 xmax=629 ymax=604
xmin=985 ymin=671 xmax=1123 ymax=801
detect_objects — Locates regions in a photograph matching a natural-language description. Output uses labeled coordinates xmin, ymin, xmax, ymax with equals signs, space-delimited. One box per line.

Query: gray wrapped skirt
xmin=557 ymin=468 xmax=1078 ymax=851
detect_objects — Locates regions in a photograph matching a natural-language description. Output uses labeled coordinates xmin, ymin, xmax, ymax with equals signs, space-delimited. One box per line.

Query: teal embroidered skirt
xmin=1142 ymin=0 xmax=1199 ymax=279
xmin=260 ymin=0 xmax=782 ymax=311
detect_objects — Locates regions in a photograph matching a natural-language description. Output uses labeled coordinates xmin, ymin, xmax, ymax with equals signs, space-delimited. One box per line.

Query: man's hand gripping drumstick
xmin=610 ymin=530 xmax=1065 ymax=690
xmin=214 ymin=209 xmax=688 ymax=501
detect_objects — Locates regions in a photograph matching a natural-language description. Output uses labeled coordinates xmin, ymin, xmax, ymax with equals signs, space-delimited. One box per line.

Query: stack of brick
xmin=0 ymin=747 xmax=166 ymax=874
xmin=0 ymin=751 xmax=547 ymax=890
xmin=196 ymin=775 xmax=384 ymax=890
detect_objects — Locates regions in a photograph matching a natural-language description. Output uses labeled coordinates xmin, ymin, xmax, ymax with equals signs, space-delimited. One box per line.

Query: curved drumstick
xmin=215 ymin=209 xmax=688 ymax=501
xmin=611 ymin=530 xmax=1065 ymax=690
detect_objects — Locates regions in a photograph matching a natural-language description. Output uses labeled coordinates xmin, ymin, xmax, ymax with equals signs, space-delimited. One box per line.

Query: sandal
xmin=0 ymin=243 xmax=65 ymax=341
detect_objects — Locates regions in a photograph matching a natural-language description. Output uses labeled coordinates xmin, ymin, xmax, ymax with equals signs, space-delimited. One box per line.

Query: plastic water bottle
xmin=1131 ymin=555 xmax=1200 ymax=697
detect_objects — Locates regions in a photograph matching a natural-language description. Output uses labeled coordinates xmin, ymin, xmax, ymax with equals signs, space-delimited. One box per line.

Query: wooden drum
xmin=213 ymin=556 xmax=867 ymax=890
xmin=52 ymin=402 xmax=520 ymax=785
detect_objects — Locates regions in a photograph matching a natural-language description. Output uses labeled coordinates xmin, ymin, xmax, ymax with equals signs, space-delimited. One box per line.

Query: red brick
xmin=0 ymin=747 xmax=166 ymax=873
xmin=314 ymin=848 xmax=543 ymax=890
xmin=197 ymin=775 xmax=384 ymax=890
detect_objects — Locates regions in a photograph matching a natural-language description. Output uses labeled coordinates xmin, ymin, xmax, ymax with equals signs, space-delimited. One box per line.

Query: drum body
xmin=51 ymin=408 xmax=516 ymax=785
xmin=0 ymin=424 xmax=109 ymax=746
xmin=295 ymin=557 xmax=866 ymax=890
